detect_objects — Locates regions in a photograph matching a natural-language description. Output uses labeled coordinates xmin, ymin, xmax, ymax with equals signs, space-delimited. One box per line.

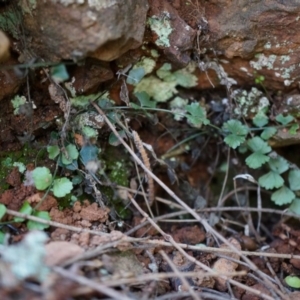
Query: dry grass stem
xmin=132 ymin=130 xmax=155 ymax=206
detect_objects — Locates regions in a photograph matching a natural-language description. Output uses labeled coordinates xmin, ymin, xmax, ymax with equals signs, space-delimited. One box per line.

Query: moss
xmin=99 ymin=146 xmax=132 ymax=219
xmin=0 ymin=144 xmax=43 ymax=192
xmin=0 ymin=6 xmax=22 ymax=39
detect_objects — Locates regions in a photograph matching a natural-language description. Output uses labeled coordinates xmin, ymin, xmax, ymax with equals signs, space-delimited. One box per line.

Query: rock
xmin=0 ymin=30 xmax=10 ymax=63
xmin=213 ymin=238 xmax=241 ymax=292
xmin=197 ymin=0 xmax=300 ymax=90
xmin=21 ymin=0 xmax=149 ymax=62
xmin=0 ymin=57 xmax=25 ymax=102
xmin=144 ymin=0 xmax=300 ymax=91
xmin=71 ymin=59 xmax=113 ymax=94
xmin=148 ymin=0 xmax=196 ymax=67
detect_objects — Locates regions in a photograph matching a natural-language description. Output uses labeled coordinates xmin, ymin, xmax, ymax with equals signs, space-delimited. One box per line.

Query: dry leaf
xmin=213 ymin=238 xmax=241 ymax=291
xmin=45 ymin=241 xmax=84 ymax=266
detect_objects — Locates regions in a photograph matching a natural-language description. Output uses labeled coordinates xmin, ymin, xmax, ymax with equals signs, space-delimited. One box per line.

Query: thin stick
xmin=5 ymin=208 xmax=109 ymax=236
xmin=127 ymin=195 xmax=275 ymax=300
xmin=101 ymin=270 xmax=247 ymax=287
xmin=217 ymin=147 xmax=230 ymax=207
xmin=52 ymin=266 xmax=132 ymax=300
xmin=160 ymin=250 xmax=200 ymax=300
xmin=90 ymin=102 xmax=287 ymax=298
xmin=132 ymin=130 xmax=155 ymax=206
xmin=142 ymin=238 xmax=300 ymax=259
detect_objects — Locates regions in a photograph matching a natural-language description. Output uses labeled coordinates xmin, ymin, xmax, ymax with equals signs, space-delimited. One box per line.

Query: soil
xmin=1 ymin=3 xmax=300 ymax=300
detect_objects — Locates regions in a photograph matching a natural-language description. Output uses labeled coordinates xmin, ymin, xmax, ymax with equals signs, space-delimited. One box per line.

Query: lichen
xmin=250 ymin=53 xmax=297 ymax=85
xmin=170 ymin=97 xmax=188 ymax=121
xmin=147 ymin=14 xmax=173 ymax=47
xmin=134 ymin=62 xmax=197 ymax=102
xmin=264 ymin=42 xmax=271 ymax=49
xmin=233 ymin=87 xmax=269 ymax=117
xmin=51 ymin=0 xmax=116 ymax=10
xmin=250 ymin=54 xmax=277 ymax=70
xmin=134 ymin=76 xmax=177 ymax=102
xmin=150 ymin=49 xmax=159 ymax=58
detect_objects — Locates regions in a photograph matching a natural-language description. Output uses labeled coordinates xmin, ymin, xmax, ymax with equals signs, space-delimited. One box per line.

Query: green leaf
xmin=285 ymin=276 xmax=300 ymax=288
xmin=258 ymin=171 xmax=284 ymax=190
xmin=126 ymin=67 xmax=145 ymax=85
xmin=129 ymin=102 xmax=141 ymax=109
xmin=47 ymin=145 xmax=60 ymax=160
xmin=52 ymin=177 xmax=73 ymax=198
xmin=50 ymin=64 xmax=69 ymax=83
xmin=268 ymin=156 xmax=289 ymax=174
xmin=261 ymin=127 xmax=277 ymax=140
xmin=247 ymin=136 xmax=271 ymax=153
xmin=223 ymin=120 xmax=249 ymax=136
xmin=81 ymin=126 xmax=98 ymax=138
xmin=224 ymin=135 xmax=247 ymax=149
xmin=0 ymin=204 xmax=6 ymax=220
xmin=173 ymin=69 xmax=198 ymax=87
xmin=253 ymin=112 xmax=268 ymax=127
xmin=11 ymin=95 xmax=26 ymax=115
xmin=61 ymin=144 xmax=79 ymax=165
xmin=246 ymin=152 xmax=270 ymax=169
xmin=275 ymin=113 xmax=294 ymax=125
xmin=98 ymin=97 xmax=113 ymax=109
xmin=80 ymin=145 xmax=99 ymax=165
xmin=109 ymin=130 xmax=127 ymax=146
xmin=71 ymin=93 xmax=101 ymax=108
xmin=185 ymin=102 xmax=210 ymax=128
xmin=32 ymin=167 xmax=53 ymax=190
xmin=58 ymin=154 xmax=78 ymax=171
xmin=223 ymin=120 xmax=248 ymax=149
xmin=271 ymin=186 xmax=295 ymax=205
xmin=27 ymin=211 xmax=50 ymax=230
xmin=238 ymin=144 xmax=248 ymax=153
xmin=255 ymin=75 xmax=265 ymax=84
xmin=289 ymin=123 xmax=299 ymax=135
xmin=289 ymin=198 xmax=300 ymax=215
xmin=72 ymin=175 xmax=83 ymax=185
xmin=14 ymin=201 xmax=32 ymax=222
xmin=0 ymin=231 xmax=5 ymax=244
xmin=13 ymin=162 xmax=26 ymax=173
xmin=289 ymin=169 xmax=300 ymax=191
xmin=135 ymin=92 xmax=156 ymax=108
xmin=107 ymin=112 xmax=120 ymax=124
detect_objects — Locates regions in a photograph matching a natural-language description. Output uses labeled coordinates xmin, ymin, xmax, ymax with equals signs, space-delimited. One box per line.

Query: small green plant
xmin=0 ymin=201 xmax=50 ymax=240
xmin=185 ymin=102 xmax=210 ymax=128
xmin=14 ymin=201 xmax=50 ymax=230
xmin=32 ymin=166 xmax=73 ymax=198
xmin=223 ymin=104 xmax=300 ymax=208
xmin=223 ymin=120 xmax=249 ymax=149
xmin=245 ymin=137 xmax=271 ymax=169
xmin=285 ymin=275 xmax=300 ymax=289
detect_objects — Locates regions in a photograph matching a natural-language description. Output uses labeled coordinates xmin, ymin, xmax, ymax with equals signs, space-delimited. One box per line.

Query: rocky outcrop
xmin=21 ymin=0 xmax=149 ymax=62
xmin=169 ymin=0 xmax=300 ymax=91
